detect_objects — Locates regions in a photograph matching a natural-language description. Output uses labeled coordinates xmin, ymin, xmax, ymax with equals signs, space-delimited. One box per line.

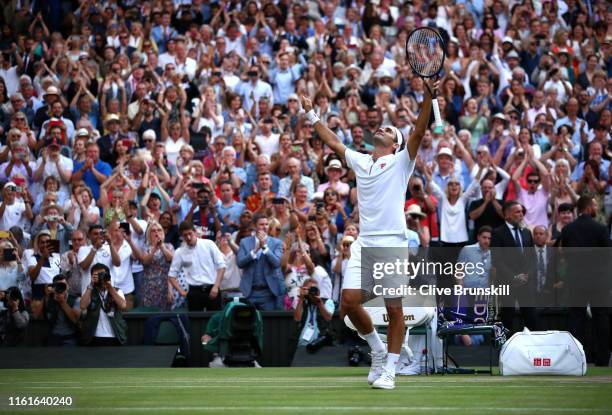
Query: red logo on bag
xmin=533 ymin=358 xmax=542 ymax=366
xmin=543 ymin=358 xmax=551 ymax=366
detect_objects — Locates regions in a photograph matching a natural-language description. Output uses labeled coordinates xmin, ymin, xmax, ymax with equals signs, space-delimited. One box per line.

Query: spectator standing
xmin=168 ymin=221 xmax=226 ymax=311
xmin=237 ymin=214 xmax=284 ymax=311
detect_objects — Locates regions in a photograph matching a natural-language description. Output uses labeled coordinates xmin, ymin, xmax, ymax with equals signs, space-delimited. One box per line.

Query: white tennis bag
xmin=499 ymin=328 xmax=587 ymax=376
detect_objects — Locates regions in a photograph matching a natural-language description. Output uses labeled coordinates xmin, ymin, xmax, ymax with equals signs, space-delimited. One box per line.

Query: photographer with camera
xmin=79 ymin=263 xmax=127 ymax=346
xmin=43 ymin=274 xmax=81 ymax=346
xmin=293 ymin=278 xmax=334 ymax=353
xmin=0 ymin=286 xmax=29 ymax=346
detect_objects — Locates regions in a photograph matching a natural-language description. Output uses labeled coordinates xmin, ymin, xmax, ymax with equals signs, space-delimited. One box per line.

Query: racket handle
xmin=432 ymin=98 xmax=443 ymax=128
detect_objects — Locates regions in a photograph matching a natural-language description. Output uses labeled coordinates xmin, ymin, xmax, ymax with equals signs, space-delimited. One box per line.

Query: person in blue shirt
xmin=216 ymin=181 xmax=245 ymax=233
xmin=71 ymin=143 xmax=111 ymax=200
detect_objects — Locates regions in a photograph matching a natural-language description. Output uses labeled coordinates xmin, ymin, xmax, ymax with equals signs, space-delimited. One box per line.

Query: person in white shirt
xmin=168 ymin=221 xmax=226 ymax=311
xmin=0 ymin=181 xmax=33 ymax=231
xmin=300 ymin=77 xmax=437 ymax=390
xmin=33 ymin=133 xmax=73 ymax=198
xmin=254 ymin=117 xmax=280 ymax=157
xmin=107 ymin=221 xmax=135 ymax=310
xmin=77 ymin=225 xmax=121 ymax=294
xmin=237 ymin=65 xmax=273 ymax=113
xmin=27 ymin=230 xmax=61 ymax=300
xmin=79 ymin=263 xmax=127 ymax=346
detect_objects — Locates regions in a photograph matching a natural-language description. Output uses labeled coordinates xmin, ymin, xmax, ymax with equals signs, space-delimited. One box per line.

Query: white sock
xmin=385 ymin=353 xmax=400 ymax=374
xmin=362 ymin=330 xmax=385 ymax=353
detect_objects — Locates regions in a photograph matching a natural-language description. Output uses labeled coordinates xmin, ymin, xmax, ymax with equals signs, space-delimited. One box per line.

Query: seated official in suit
xmin=237 ymin=214 xmax=284 ymax=311
xmin=168 ymin=221 xmax=226 ymax=311
xmin=491 ymin=200 xmax=537 ymax=333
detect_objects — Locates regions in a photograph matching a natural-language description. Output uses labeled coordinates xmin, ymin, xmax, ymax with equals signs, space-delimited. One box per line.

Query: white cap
xmin=142 ymin=129 xmax=157 ymax=140
xmin=76 ymin=128 xmax=90 ymax=137
xmin=436 ymin=147 xmax=454 ymax=159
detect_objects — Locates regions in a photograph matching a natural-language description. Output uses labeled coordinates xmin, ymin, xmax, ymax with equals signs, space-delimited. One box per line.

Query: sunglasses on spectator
xmin=527 ymin=179 xmax=540 ymax=184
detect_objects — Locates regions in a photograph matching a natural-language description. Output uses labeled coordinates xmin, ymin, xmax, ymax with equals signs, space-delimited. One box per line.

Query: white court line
xmin=9 ymin=384 xmax=604 ymax=390
xmin=3 ymin=378 xmax=608 ymax=385
xmin=12 ymin=406 xmax=608 ymax=413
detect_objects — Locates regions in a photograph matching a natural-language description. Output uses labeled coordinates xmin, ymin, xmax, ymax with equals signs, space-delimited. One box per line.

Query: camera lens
xmin=348 ymin=346 xmax=363 ymax=366
xmin=52 ymin=282 xmax=67 ymax=294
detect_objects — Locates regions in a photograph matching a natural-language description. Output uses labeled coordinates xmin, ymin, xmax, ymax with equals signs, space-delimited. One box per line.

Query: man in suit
xmin=531 ymin=225 xmax=562 ymax=326
xmin=237 ymin=214 xmax=284 ymax=311
xmin=560 ymin=196 xmax=611 ymax=366
xmin=491 ymin=200 xmax=537 ymax=333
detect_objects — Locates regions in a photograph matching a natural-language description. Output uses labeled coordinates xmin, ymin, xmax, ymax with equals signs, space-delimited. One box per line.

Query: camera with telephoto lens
xmin=199 ymin=195 xmax=210 ymax=208
xmin=308 ymin=286 xmax=319 ymax=299
xmin=52 ymin=281 xmax=67 ymax=294
xmin=306 ymin=332 xmax=333 ymax=353
xmin=0 ymin=287 xmax=20 ymax=307
xmin=96 ymin=272 xmax=111 ymax=286
xmin=348 ymin=345 xmax=364 ymax=366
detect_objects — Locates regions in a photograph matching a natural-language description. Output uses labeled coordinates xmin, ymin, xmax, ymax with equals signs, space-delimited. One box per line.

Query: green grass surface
xmin=1 ymin=367 xmax=612 ymax=414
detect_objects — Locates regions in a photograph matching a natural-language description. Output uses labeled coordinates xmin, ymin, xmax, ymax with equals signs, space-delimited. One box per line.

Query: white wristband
xmin=305 ymin=110 xmax=320 ymax=125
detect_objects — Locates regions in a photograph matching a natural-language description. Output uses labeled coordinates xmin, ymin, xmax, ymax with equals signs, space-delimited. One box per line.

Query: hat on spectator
xmin=105 ymin=114 xmax=120 ymax=124
xmin=142 ymin=129 xmax=156 ymax=141
xmin=375 ymin=68 xmax=392 ymax=79
xmin=288 ymin=93 xmax=299 ymax=102
xmin=341 ymin=235 xmax=355 ymax=244
xmin=180 ymin=144 xmax=194 ymax=154
xmin=557 ymin=48 xmax=571 ymax=56
xmin=3 ymin=181 xmax=17 ymax=189
xmin=76 ymin=128 xmax=90 ymax=137
xmin=44 ymin=86 xmax=60 ymax=97
xmin=502 ymin=36 xmax=514 ymax=44
xmin=505 ymin=50 xmax=519 ymax=60
xmin=346 ymin=65 xmax=362 ymax=76
xmin=436 ymin=147 xmax=454 ymax=159
xmin=324 ymin=159 xmax=347 ymax=176
xmin=379 ymin=85 xmax=392 ymax=95
xmin=493 ymin=113 xmax=508 ymax=124
xmin=406 ymin=204 xmax=426 ymax=218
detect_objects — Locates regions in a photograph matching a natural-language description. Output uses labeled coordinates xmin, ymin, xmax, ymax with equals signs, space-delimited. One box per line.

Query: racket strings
xmin=406 ymin=29 xmax=444 ymax=77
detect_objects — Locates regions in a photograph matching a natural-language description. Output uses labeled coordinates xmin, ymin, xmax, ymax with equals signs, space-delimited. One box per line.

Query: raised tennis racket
xmin=405 ymin=27 xmax=446 ymax=128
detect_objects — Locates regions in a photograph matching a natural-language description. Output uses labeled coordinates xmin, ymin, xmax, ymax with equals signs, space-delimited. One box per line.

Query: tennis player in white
xmin=301 ymin=79 xmax=437 ymax=389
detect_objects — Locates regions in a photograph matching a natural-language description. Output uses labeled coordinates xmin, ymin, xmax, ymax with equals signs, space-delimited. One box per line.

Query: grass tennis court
xmin=1 ymin=367 xmax=612 ymax=414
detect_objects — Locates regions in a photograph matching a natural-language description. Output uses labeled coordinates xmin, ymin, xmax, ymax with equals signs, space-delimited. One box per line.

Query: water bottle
xmin=420 ymin=348 xmax=428 ymax=375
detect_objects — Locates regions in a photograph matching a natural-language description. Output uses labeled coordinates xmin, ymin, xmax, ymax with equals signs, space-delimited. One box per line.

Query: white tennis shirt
xmin=344 ymin=147 xmax=415 ymax=236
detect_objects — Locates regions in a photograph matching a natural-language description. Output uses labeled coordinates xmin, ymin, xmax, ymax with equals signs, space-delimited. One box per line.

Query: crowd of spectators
xmin=0 ymin=0 xmax=611 ymax=349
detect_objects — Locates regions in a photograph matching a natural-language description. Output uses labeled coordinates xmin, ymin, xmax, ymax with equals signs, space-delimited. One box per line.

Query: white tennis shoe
xmin=371 ymin=367 xmax=396 ymax=390
xmin=368 ymin=350 xmax=387 ymax=385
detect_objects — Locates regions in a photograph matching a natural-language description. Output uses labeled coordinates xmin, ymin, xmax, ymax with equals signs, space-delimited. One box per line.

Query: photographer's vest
xmin=79 ymin=288 xmax=127 ymax=345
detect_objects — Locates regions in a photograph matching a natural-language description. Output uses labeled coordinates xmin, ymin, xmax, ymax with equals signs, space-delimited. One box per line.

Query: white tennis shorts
xmin=342 ymin=232 xmax=410 ymax=297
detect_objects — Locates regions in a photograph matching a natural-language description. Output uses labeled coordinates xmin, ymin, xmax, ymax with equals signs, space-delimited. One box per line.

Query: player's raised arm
xmin=301 ymin=95 xmax=347 ymax=162
xmin=407 ymin=79 xmax=439 ymax=160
